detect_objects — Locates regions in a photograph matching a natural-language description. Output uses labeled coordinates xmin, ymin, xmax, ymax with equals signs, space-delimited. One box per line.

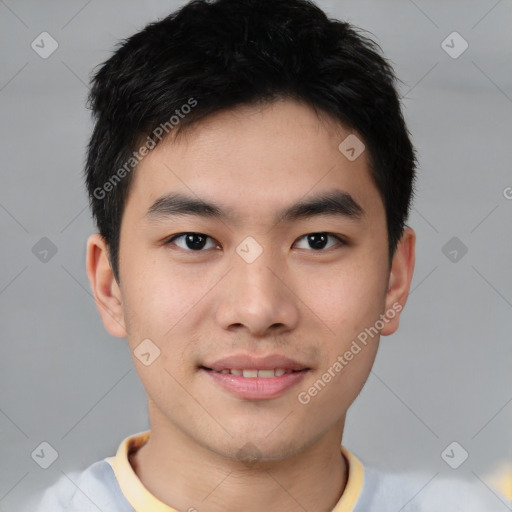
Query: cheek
xmin=299 ymin=257 xmax=387 ymax=337
xmin=120 ymin=250 xmax=209 ymax=373
xmin=121 ymin=244 xmax=186 ymax=324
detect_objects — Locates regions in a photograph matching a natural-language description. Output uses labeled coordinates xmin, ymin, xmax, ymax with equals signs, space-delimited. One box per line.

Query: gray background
xmin=1 ymin=0 xmax=511 ymax=510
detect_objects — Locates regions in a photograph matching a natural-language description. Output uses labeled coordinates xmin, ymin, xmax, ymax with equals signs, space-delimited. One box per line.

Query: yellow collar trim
xmin=105 ymin=430 xmax=364 ymax=512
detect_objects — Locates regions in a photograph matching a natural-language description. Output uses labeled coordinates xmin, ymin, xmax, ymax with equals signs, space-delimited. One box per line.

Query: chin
xmin=207 ymin=433 xmax=307 ymax=464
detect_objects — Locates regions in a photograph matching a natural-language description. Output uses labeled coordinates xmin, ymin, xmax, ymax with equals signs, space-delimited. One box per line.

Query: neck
xmin=130 ymin=407 xmax=348 ymax=512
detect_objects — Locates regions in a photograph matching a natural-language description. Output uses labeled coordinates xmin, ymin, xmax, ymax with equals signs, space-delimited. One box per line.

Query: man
xmin=33 ymin=0 xmax=495 ymax=510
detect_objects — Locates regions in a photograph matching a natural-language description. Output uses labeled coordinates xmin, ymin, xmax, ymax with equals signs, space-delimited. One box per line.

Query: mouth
xmin=200 ymin=367 xmax=306 ymax=378
xmin=199 ymin=355 xmax=310 ymax=400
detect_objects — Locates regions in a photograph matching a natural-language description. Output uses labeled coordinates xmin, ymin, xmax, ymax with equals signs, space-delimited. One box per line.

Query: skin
xmin=86 ymin=99 xmax=415 ymax=512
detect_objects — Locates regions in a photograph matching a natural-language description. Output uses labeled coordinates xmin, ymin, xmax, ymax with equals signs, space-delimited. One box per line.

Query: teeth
xmin=257 ymin=369 xmax=275 ymax=378
xmin=213 ymin=368 xmax=295 ymax=377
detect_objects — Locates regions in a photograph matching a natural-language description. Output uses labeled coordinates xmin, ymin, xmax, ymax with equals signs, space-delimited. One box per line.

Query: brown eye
xmin=166 ymin=233 xmax=220 ymax=251
xmin=294 ymin=233 xmax=344 ymax=251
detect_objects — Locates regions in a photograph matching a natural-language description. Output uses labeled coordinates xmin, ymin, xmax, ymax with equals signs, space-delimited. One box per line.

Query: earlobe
xmin=85 ymin=233 xmax=127 ymax=338
xmin=380 ymin=227 xmax=416 ymax=336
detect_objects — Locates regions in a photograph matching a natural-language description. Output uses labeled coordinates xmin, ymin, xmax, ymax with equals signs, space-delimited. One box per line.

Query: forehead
xmin=124 ymin=99 xmax=384 ymax=226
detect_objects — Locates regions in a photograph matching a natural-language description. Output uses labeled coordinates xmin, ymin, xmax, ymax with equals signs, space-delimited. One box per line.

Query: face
xmin=89 ymin=99 xmax=414 ymax=462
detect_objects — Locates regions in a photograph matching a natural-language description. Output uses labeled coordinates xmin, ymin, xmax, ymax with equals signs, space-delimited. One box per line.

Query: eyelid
xmin=164 ymin=232 xmax=347 ymax=252
xmin=293 ymin=233 xmax=346 ymax=251
xmin=165 ymin=232 xmax=220 ymax=251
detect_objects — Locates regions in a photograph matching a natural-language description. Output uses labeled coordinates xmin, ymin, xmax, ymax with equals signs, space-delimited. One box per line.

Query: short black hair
xmin=86 ymin=0 xmax=416 ymax=283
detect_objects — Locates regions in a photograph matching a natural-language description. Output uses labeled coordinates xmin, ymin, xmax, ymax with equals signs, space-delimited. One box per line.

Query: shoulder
xmin=28 ymin=460 xmax=134 ymax=512
xmin=356 ymin=465 xmax=507 ymax=512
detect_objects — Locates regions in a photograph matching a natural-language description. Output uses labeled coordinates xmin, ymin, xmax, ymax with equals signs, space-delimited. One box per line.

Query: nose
xmin=215 ymin=245 xmax=300 ymax=337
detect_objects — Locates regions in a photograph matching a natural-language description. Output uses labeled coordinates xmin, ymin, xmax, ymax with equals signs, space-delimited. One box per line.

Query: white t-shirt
xmin=28 ymin=430 xmax=510 ymax=511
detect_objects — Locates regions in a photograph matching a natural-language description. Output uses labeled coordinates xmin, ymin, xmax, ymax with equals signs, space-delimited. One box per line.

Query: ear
xmin=86 ymin=233 xmax=127 ymax=338
xmin=380 ymin=227 xmax=416 ymax=336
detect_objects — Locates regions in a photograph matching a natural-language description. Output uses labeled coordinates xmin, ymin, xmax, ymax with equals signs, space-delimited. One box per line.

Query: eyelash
xmin=163 ymin=232 xmax=347 ymax=252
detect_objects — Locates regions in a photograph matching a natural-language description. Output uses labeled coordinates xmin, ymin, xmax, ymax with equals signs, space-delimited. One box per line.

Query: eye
xmin=165 ymin=232 xmax=220 ymax=251
xmin=164 ymin=232 xmax=346 ymax=253
xmin=294 ymin=232 xmax=345 ymax=251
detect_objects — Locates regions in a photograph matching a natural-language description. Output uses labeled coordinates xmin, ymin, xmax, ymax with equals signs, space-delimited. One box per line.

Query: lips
xmin=207 ymin=368 xmax=297 ymax=378
xmin=200 ymin=354 xmax=310 ymax=400
xmin=202 ymin=354 xmax=309 ymax=373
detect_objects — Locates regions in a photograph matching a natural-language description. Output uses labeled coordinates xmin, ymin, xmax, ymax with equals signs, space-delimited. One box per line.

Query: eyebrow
xmin=145 ymin=189 xmax=365 ymax=225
